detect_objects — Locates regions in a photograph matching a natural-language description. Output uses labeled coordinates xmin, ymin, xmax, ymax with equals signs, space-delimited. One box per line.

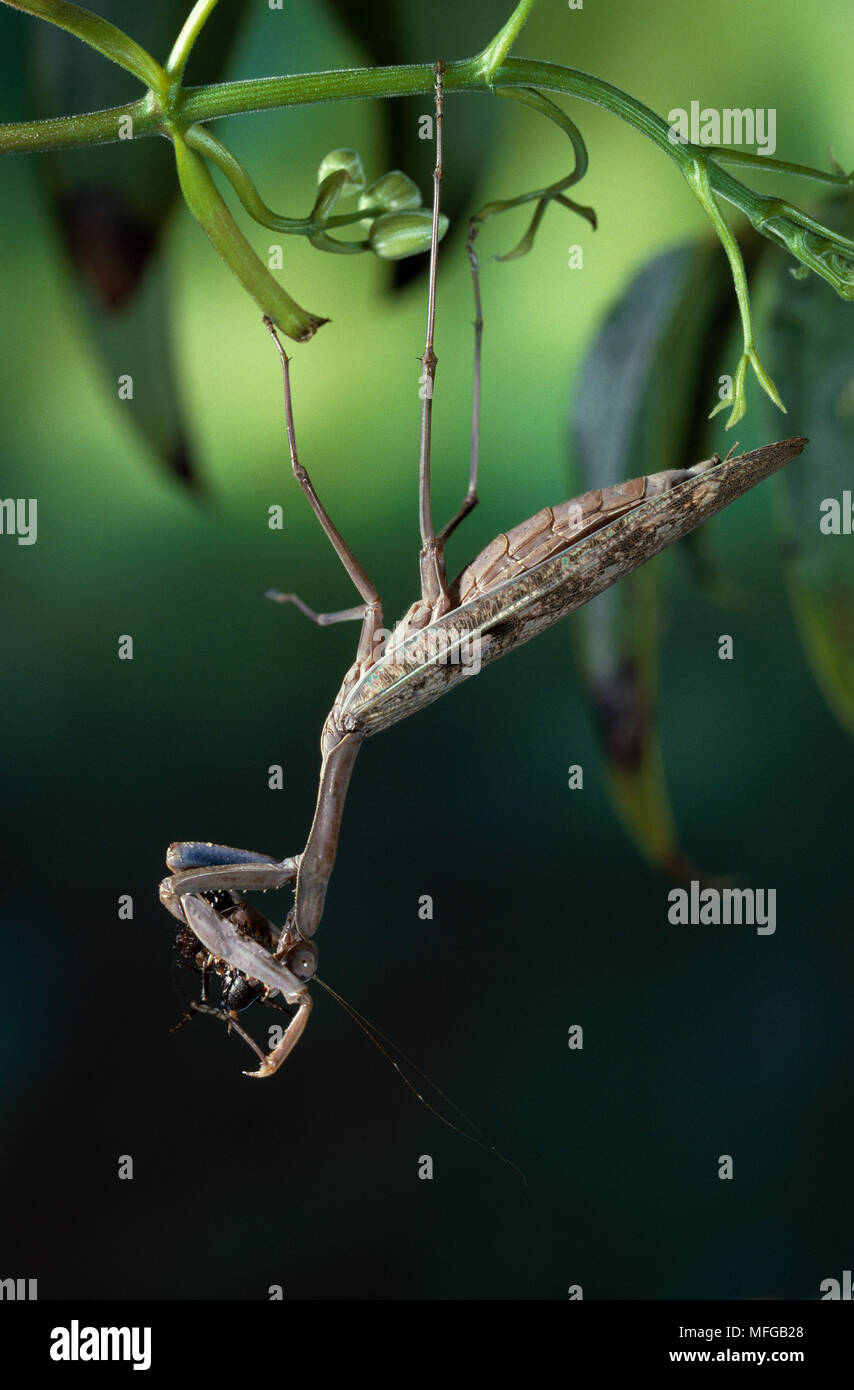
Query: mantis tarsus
xmin=159 ymin=64 xmax=807 ymax=1077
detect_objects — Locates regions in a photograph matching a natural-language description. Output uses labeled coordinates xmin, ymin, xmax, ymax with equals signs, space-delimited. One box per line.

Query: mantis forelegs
xmin=159 ymin=843 xmax=298 ymax=925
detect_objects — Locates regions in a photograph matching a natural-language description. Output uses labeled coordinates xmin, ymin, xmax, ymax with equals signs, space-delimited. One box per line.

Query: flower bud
xmin=368 ymin=210 xmax=449 ymax=260
xmin=359 ymin=170 xmax=422 ymax=214
xmin=317 ymin=149 xmax=365 ymax=197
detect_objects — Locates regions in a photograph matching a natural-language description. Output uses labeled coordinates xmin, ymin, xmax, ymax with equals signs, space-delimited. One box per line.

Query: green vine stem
xmin=165 ymin=0 xmax=220 ymax=93
xmin=4 ymin=51 xmax=850 ymax=262
xmin=184 ymin=125 xmax=384 ymax=245
xmin=2 ymin=1 xmax=852 ymax=372
xmin=0 ymin=49 xmax=845 ymax=200
xmin=3 ymin=50 xmax=849 ymax=262
xmin=685 ymin=153 xmax=784 ymax=429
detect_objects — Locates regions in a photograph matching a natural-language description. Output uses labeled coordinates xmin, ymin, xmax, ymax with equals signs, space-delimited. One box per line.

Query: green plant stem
xmin=705 ymin=147 xmax=852 ymax=187
xmin=165 ymin=0 xmax=220 ymax=89
xmin=474 ymin=0 xmax=538 ymax=82
xmin=183 ymin=125 xmax=382 ymax=241
xmin=3 ymin=47 xmax=852 ymax=304
xmin=686 ymin=154 xmax=784 ymax=427
xmin=496 ymin=85 xmax=588 ymax=181
xmin=185 ymin=124 xmax=307 ymax=231
xmin=0 ymin=94 xmax=158 ymax=151
xmin=2 ymin=53 xmax=847 ymax=212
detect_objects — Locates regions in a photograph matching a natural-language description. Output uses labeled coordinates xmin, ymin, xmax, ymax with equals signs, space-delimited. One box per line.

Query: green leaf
xmin=756 ymin=195 xmax=854 ymax=734
xmin=173 ymin=135 xmax=327 ymax=341
xmin=571 ymin=237 xmax=732 ymax=878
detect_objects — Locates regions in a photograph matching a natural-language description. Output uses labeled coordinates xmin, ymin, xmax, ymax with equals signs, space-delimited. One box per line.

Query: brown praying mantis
xmin=159 ymin=65 xmax=807 ymax=1077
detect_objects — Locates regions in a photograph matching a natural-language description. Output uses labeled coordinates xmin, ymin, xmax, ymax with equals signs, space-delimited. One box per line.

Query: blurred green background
xmin=0 ymin=0 xmax=852 ymax=1300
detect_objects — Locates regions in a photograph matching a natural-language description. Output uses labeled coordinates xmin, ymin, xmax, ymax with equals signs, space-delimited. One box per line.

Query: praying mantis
xmin=159 ymin=65 xmax=806 ymax=1077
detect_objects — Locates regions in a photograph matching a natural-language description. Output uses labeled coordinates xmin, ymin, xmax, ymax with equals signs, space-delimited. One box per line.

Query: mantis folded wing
xmin=344 ymin=440 xmax=804 ymax=737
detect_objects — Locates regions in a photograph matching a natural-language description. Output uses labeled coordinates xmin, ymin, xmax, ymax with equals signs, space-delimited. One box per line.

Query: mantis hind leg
xmin=263 ymin=323 xmax=385 ymax=668
xmin=438 ymin=214 xmax=483 ymax=547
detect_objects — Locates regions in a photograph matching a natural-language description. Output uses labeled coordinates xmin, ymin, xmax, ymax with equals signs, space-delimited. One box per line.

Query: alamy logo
xmin=667 ymin=881 xmax=776 ymax=936
xmin=0 ymin=1276 xmax=37 ymax=1299
xmin=50 ymin=1320 xmax=152 ymax=1371
xmin=819 ymin=491 xmax=854 ymax=534
xmin=820 ymin=1270 xmax=853 ymax=1299
xmin=376 ymin=623 xmax=482 ymax=676
xmin=667 ymin=102 xmax=777 ymax=157
xmin=0 ymin=497 xmax=37 ymax=545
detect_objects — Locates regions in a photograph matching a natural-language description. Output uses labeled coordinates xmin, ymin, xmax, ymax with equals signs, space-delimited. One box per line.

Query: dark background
xmin=0 ymin=0 xmax=851 ymax=1299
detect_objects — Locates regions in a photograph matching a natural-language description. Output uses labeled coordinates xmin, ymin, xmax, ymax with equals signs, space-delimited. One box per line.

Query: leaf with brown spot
xmin=570 ymin=237 xmax=735 ymax=880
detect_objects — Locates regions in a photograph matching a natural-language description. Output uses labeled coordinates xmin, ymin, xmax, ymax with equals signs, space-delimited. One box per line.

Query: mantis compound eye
xmin=286 ymin=942 xmax=318 ymax=981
